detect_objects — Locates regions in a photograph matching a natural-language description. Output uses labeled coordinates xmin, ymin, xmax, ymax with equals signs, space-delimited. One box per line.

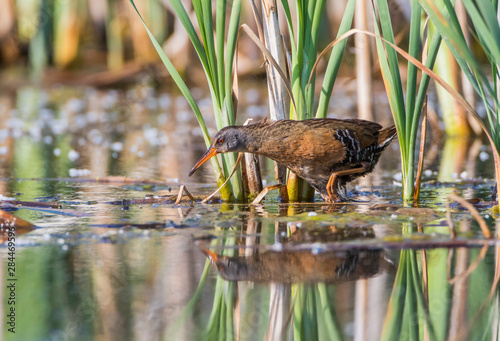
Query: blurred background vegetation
xmin=0 ymin=0 xmax=376 ymax=84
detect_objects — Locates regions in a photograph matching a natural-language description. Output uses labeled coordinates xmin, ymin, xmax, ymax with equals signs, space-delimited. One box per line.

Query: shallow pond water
xmin=0 ymin=84 xmax=499 ymax=340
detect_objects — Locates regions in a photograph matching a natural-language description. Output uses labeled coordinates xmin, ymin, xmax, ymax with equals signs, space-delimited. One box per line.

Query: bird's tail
xmin=378 ymin=125 xmax=398 ymax=148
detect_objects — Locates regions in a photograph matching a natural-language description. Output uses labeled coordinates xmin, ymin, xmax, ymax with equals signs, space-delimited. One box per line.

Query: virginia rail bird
xmin=189 ymin=118 xmax=397 ymax=202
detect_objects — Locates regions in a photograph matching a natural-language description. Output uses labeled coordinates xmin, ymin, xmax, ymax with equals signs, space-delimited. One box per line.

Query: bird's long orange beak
xmin=189 ymin=148 xmax=217 ymax=176
xmin=201 ymin=249 xmax=219 ymax=263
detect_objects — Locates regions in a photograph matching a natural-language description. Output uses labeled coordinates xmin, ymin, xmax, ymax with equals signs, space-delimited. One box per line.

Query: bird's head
xmin=189 ymin=127 xmax=246 ymax=176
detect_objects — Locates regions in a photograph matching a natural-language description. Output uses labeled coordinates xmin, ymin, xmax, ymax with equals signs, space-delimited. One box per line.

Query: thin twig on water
xmin=175 ymin=185 xmax=195 ymax=205
xmin=251 ymin=184 xmax=286 ymax=205
xmin=414 ymin=103 xmax=428 ymax=202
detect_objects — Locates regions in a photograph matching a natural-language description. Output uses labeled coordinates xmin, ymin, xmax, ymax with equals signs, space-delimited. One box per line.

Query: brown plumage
xmin=189 ymin=118 xmax=397 ymax=202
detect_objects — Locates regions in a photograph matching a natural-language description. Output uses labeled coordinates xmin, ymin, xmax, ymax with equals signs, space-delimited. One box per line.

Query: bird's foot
xmin=325 ymin=163 xmax=370 ymax=203
xmin=323 ymin=188 xmax=348 ymax=203
xmin=326 ymin=175 xmax=348 ymax=203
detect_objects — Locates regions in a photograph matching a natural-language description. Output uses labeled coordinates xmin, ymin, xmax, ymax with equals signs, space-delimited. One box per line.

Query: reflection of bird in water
xmin=189 ymin=118 xmax=397 ymax=202
xmin=196 ymin=226 xmax=394 ymax=284
xmin=201 ymin=248 xmax=390 ymax=284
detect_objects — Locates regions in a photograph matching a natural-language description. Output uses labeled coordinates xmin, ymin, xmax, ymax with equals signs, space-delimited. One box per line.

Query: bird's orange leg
xmin=326 ymin=162 xmax=370 ymax=203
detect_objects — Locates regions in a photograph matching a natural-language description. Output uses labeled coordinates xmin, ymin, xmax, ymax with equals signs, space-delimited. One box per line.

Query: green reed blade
xmin=410 ymin=252 xmax=437 ymax=339
xmin=405 ymin=257 xmax=418 ymax=341
xmin=468 ymin=0 xmax=500 ymax=61
xmin=405 ymin=0 xmax=422 ymax=138
xmin=381 ymin=251 xmax=407 ymax=341
xmin=280 ymin=0 xmax=295 ymax=41
xmin=219 ymin=100 xmax=243 ymax=200
xmin=316 ymin=283 xmax=344 ymax=340
xmin=293 ymin=284 xmax=306 ymax=340
xmin=216 ymin=0 xmax=227 ymax=104
xmin=200 ymin=0 xmax=220 ymax=108
xmin=224 ymin=0 xmax=241 ymax=126
xmin=316 ymin=0 xmax=355 ymax=119
xmin=409 ymin=32 xmax=441 ymax=157
xmin=376 ymin=0 xmax=406 ymax=123
xmin=371 ymin=5 xmax=404 ymax=143
xmin=425 ymin=249 xmax=449 ymax=340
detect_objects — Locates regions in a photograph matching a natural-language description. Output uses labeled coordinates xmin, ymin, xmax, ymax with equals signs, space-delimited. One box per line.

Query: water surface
xmin=1 ymin=85 xmax=498 ymax=340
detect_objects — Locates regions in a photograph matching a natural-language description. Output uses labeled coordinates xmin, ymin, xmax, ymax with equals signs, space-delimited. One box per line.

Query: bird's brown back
xmin=242 ymin=118 xmax=386 ymax=167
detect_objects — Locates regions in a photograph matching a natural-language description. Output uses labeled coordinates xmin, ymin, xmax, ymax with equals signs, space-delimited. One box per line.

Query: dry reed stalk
xmin=447 ymin=231 xmax=470 ymax=341
xmin=241 ymin=117 xmax=263 ymax=200
xmin=417 ymin=223 xmax=430 ymax=341
xmin=261 ymin=0 xmax=289 ymax=200
xmin=414 ymin=32 xmax=430 ymax=203
xmin=266 ymin=283 xmax=291 ymax=341
xmin=355 ymin=0 xmax=373 ymax=121
xmin=244 ymin=153 xmax=263 ymax=198
xmin=414 ymin=102 xmax=427 ymax=202
xmin=251 ymin=184 xmax=286 ymax=204
xmin=175 ymin=185 xmax=195 ymax=205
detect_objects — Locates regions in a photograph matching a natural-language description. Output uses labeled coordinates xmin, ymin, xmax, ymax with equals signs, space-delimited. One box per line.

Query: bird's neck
xmin=239 ymin=124 xmax=279 ymax=154
xmin=238 ymin=126 xmax=262 ymax=153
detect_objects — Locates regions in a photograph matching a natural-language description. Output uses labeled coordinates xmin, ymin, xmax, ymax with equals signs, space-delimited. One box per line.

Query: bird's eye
xmin=217 ymin=138 xmax=224 ymax=144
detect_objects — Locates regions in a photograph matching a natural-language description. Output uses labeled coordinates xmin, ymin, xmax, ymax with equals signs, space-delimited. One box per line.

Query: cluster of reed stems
xmin=129 ymin=0 xmax=498 ymax=204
